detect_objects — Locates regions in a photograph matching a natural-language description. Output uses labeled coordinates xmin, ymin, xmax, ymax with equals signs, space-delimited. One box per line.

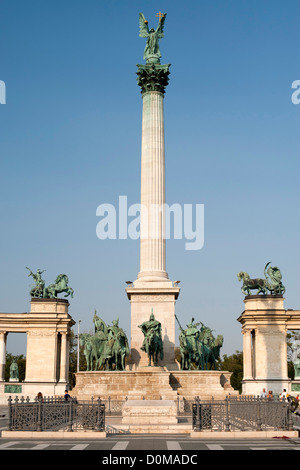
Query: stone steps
xmin=113 ymin=424 xmax=191 ymax=434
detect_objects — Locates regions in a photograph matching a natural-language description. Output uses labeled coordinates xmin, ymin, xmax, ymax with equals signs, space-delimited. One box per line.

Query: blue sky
xmin=0 ymin=0 xmax=299 ymax=356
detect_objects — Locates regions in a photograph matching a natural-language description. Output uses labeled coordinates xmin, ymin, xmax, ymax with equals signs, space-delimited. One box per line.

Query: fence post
xmin=67 ymin=398 xmax=73 ymax=432
xmin=96 ymin=397 xmax=104 ymax=432
xmin=37 ymin=397 xmax=42 ymax=432
xmin=256 ymin=398 xmax=262 ymax=431
xmin=195 ymin=396 xmax=201 ymax=432
xmin=108 ymin=395 xmax=111 ymax=416
xmin=288 ymin=402 xmax=294 ymax=431
xmin=8 ymin=396 xmax=12 ymax=431
xmin=225 ymin=397 xmax=230 ymax=432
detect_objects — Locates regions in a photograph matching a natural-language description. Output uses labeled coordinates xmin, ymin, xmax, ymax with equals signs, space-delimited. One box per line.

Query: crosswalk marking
xmin=112 ymin=441 xmax=129 ymax=450
xmin=206 ymin=444 xmax=224 ymax=450
xmin=31 ymin=444 xmax=50 ymax=450
xmin=166 ymin=441 xmax=181 ymax=450
xmin=0 ymin=441 xmax=20 ymax=449
xmin=70 ymin=444 xmax=89 ymax=450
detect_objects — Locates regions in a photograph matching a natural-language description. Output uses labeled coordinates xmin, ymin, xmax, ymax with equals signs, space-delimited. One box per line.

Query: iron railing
xmin=8 ymin=394 xmax=294 ymax=433
xmin=192 ymin=396 xmax=294 ymax=432
xmin=8 ymin=396 xmax=105 ymax=432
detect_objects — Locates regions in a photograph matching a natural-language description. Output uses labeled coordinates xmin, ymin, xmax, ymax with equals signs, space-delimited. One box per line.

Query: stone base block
xmin=122 ymin=400 xmax=177 ymax=424
xmin=242 ymin=379 xmax=291 ymax=396
xmin=73 ymin=369 xmax=178 ymax=401
xmin=73 ymin=369 xmax=238 ymax=401
xmin=170 ymin=370 xmax=238 ymax=399
xmin=0 ymin=382 xmax=69 ymax=405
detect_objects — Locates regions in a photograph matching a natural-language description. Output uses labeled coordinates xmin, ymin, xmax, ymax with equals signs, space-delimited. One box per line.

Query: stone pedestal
xmin=73 ymin=368 xmax=177 ymax=401
xmin=170 ymin=370 xmax=238 ymax=400
xmin=126 ymin=284 xmax=180 ymax=369
xmin=73 ymin=369 xmax=236 ymax=402
xmin=237 ymin=295 xmax=291 ymax=395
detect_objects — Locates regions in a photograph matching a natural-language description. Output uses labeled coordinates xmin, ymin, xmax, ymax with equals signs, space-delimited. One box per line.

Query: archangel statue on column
xmin=139 ymin=12 xmax=167 ymax=64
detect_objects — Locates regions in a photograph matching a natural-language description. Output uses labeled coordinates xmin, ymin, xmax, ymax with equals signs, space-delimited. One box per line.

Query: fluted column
xmin=0 ymin=332 xmax=7 ymax=382
xmin=136 ymin=63 xmax=170 ymax=282
xmin=59 ymin=332 xmax=68 ymax=383
xmin=243 ymin=328 xmax=253 ymax=380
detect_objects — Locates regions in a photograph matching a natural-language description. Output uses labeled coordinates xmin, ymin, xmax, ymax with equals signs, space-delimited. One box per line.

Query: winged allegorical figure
xmin=139 ymin=12 xmax=167 ymax=64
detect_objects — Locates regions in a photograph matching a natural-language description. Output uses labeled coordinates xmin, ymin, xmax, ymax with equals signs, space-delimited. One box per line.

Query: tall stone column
xmin=139 ymin=87 xmax=167 ymax=281
xmin=135 ymin=63 xmax=171 ymax=284
xmin=126 ymin=63 xmax=180 ymax=370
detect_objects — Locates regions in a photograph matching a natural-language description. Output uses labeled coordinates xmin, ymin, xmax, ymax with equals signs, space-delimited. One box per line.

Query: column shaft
xmin=139 ymin=91 xmax=167 ymax=281
xmin=59 ymin=333 xmax=68 ymax=383
xmin=0 ymin=332 xmax=7 ymax=382
xmin=243 ymin=329 xmax=253 ymax=380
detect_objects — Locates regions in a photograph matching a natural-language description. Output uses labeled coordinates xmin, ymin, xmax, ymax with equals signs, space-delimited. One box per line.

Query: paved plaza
xmin=0 ymin=435 xmax=300 ymax=451
xmin=1 ymin=407 xmax=300 ymax=452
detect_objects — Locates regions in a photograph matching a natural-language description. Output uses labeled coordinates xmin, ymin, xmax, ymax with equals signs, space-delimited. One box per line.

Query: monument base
xmin=126 ymin=284 xmax=180 ymax=369
xmin=122 ymin=400 xmax=177 ymax=424
xmin=73 ymin=369 xmax=237 ymax=401
xmin=242 ymin=379 xmax=291 ymax=396
xmin=73 ymin=368 xmax=177 ymax=400
xmin=170 ymin=370 xmax=238 ymax=400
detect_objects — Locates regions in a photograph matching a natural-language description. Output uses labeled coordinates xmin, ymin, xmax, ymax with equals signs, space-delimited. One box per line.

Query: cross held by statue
xmin=156 ymin=11 xmax=165 ymax=21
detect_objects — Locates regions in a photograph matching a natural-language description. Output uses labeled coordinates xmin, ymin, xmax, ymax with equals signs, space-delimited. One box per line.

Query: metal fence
xmin=8 ymin=395 xmax=295 ymax=433
xmin=8 ymin=396 xmax=105 ymax=432
xmin=192 ymin=396 xmax=294 ymax=432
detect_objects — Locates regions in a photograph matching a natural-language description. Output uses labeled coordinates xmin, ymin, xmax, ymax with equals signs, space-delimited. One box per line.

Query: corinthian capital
xmin=137 ymin=63 xmax=171 ymax=95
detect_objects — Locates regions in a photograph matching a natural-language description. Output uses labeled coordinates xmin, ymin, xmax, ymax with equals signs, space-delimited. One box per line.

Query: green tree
xmin=219 ymin=351 xmax=243 ymax=393
xmin=68 ymin=329 xmax=88 ymax=388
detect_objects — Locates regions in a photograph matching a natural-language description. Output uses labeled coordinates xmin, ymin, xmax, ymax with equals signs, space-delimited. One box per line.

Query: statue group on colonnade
xmin=26 ymin=267 xmax=74 ymax=299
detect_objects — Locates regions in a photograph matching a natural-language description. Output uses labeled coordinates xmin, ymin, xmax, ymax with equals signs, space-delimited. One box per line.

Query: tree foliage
xmin=219 ymin=351 xmax=243 ymax=393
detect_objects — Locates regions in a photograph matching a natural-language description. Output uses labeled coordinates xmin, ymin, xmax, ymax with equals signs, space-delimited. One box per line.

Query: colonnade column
xmin=0 ymin=332 xmax=7 ymax=382
xmin=59 ymin=332 xmax=68 ymax=383
xmin=243 ymin=328 xmax=253 ymax=380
